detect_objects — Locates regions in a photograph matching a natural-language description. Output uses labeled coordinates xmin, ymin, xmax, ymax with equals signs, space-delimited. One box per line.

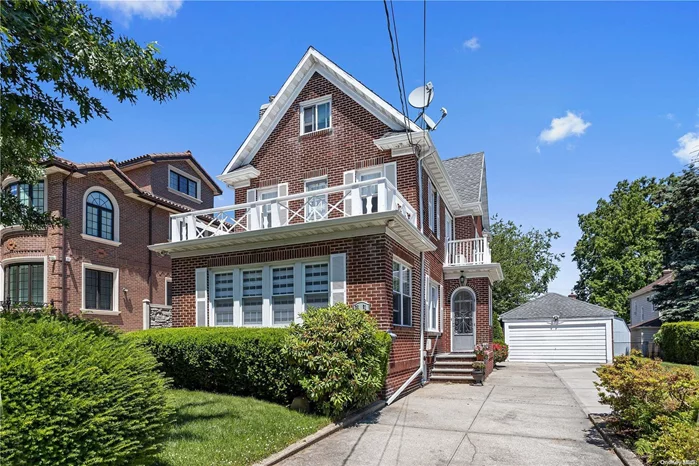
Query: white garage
xmin=500 ymin=293 xmax=617 ymax=364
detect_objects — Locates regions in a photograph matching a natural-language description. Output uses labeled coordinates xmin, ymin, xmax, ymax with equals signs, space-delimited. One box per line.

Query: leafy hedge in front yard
xmin=656 ymin=322 xmax=699 ymax=365
xmin=1 ymin=311 xmax=172 ymax=465
xmin=595 ymin=351 xmax=699 ymax=465
xmin=126 ymin=327 xmax=296 ymax=405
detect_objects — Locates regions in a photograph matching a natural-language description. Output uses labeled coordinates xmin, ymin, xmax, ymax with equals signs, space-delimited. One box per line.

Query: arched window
xmin=85 ymin=191 xmax=114 ymax=240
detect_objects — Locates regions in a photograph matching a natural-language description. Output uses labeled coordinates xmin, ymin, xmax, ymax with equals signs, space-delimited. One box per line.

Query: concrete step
xmin=431 ymin=368 xmax=474 ymax=374
xmin=435 ymin=352 xmax=476 ymax=360
xmin=433 ymin=361 xmax=474 ymax=367
xmin=430 ymin=374 xmax=475 ymax=383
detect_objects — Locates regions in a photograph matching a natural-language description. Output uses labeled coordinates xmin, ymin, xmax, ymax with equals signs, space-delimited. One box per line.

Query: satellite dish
xmin=423 ymin=114 xmax=436 ymax=130
xmin=408 ymin=82 xmax=434 ymax=109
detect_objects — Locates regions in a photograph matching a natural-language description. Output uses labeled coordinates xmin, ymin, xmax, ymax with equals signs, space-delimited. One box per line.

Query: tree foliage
xmin=573 ymin=177 xmax=667 ymax=321
xmin=490 ymin=216 xmax=564 ymax=316
xmin=0 ymin=0 xmax=194 ymax=229
xmin=654 ymin=164 xmax=699 ymax=321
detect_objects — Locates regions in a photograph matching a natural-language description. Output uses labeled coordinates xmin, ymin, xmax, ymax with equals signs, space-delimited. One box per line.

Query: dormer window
xmin=300 ymin=96 xmax=331 ymax=134
xmin=168 ymin=166 xmax=201 ymax=201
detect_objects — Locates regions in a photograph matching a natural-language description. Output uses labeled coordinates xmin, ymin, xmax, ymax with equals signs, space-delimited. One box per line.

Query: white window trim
xmin=299 ymin=95 xmax=332 ymax=135
xmin=304 ymin=176 xmax=328 ymax=222
xmin=392 ymin=258 xmax=412 ymax=327
xmin=167 ymin=165 xmax=202 ymax=203
xmin=82 ymin=187 xmax=120 ymax=243
xmin=0 ymin=256 xmax=49 ymax=304
xmin=426 ymin=280 xmax=440 ymax=333
xmin=165 ymin=277 xmax=172 ymax=307
xmin=81 ymin=262 xmax=120 ymax=315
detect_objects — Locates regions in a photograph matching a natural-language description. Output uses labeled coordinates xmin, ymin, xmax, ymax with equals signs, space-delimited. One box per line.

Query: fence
xmin=142 ymin=299 xmax=172 ymax=330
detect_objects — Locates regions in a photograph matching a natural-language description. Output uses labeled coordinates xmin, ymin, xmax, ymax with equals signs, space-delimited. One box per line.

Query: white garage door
xmin=506 ymin=321 xmax=608 ymax=363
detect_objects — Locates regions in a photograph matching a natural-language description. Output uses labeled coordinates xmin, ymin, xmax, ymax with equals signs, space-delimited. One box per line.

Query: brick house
xmin=0 ymin=151 xmax=221 ymax=331
xmin=149 ymin=48 xmax=503 ymax=396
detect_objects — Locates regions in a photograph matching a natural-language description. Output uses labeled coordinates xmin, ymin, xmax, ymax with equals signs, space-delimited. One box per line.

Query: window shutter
xmin=195 ymin=268 xmax=208 ymax=327
xmin=424 ymin=273 xmax=430 ymax=331
xmin=436 ymin=195 xmax=441 ymax=238
xmin=343 ymin=171 xmax=355 ymax=216
xmin=246 ymin=188 xmax=259 ymax=230
xmin=330 ymin=253 xmax=346 ymax=304
xmin=439 ymin=284 xmax=444 ymax=332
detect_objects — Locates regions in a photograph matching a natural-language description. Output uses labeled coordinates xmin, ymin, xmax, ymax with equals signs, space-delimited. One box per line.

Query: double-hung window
xmin=169 ymin=169 xmax=198 ymax=199
xmin=4 ymin=262 xmax=44 ymax=304
xmin=5 ymin=181 xmax=45 ymax=214
xmin=214 ymin=272 xmax=234 ymax=326
xmin=304 ymin=263 xmax=329 ymax=310
xmin=301 ymin=99 xmax=331 ymax=134
xmin=272 ymin=266 xmax=295 ymax=324
xmin=305 ymin=178 xmax=328 ymax=222
xmin=392 ymin=261 xmax=412 ymax=326
xmin=242 ymin=270 xmax=263 ymax=325
xmin=84 ymin=268 xmax=114 ymax=311
xmin=427 ymin=282 xmax=440 ymax=332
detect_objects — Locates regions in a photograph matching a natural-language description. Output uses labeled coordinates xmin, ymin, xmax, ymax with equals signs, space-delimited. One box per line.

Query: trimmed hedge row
xmin=657 ymin=322 xmax=699 ymax=365
xmin=126 ymin=327 xmax=297 ymax=405
xmin=1 ymin=311 xmax=171 ymax=465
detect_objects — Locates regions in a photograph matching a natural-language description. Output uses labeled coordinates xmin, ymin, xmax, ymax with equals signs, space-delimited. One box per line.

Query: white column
xmin=142 ymin=299 xmax=150 ymax=330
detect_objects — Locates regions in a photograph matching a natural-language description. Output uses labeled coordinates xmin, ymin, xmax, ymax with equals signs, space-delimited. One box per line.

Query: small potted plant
xmin=472 ymin=361 xmax=486 ymax=385
xmin=473 ymin=343 xmax=488 ymax=361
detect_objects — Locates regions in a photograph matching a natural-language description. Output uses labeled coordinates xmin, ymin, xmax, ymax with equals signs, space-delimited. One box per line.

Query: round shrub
xmin=0 ymin=312 xmax=172 ymax=465
xmin=493 ymin=340 xmax=509 ymax=364
xmin=283 ymin=304 xmax=392 ymax=418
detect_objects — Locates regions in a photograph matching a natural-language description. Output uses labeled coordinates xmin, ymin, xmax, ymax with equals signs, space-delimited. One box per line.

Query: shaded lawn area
xmin=660 ymin=360 xmax=699 ymax=377
xmin=156 ymin=390 xmax=330 ymax=466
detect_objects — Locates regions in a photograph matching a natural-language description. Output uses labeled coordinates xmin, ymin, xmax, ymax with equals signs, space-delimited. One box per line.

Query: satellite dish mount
xmin=408 ymin=82 xmax=447 ymax=131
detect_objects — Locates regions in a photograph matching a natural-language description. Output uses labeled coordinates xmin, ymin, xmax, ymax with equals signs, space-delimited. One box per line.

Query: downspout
xmin=387 ymin=146 xmax=430 ymax=405
xmin=147 ymin=204 xmax=155 ymax=302
xmin=61 ymin=169 xmax=75 ymax=314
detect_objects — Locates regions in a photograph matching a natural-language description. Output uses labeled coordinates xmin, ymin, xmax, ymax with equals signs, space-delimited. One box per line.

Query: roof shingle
xmin=500 ymin=293 xmax=616 ymax=321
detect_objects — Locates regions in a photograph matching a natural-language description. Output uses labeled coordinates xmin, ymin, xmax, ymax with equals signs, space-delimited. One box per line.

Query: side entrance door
xmin=452 ymin=289 xmax=476 ymax=351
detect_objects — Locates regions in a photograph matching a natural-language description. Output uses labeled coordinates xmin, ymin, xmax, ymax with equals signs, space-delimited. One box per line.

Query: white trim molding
xmin=80 ymin=262 xmax=120 ymax=315
xmin=82 ymin=187 xmax=120 ymax=243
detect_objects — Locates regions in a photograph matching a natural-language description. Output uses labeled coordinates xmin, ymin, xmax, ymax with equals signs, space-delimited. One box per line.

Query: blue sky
xmin=63 ymin=1 xmax=699 ymax=294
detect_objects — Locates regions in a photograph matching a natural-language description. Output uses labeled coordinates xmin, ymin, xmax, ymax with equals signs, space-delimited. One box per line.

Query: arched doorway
xmin=452 ymin=287 xmax=476 ymax=351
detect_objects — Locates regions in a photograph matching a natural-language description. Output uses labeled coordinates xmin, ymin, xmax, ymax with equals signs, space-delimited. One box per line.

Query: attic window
xmin=300 ymin=97 xmax=331 ymax=134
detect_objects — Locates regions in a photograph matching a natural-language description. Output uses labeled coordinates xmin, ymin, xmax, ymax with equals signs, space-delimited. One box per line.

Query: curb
xmin=254 ymin=400 xmax=387 ymax=466
xmin=588 ymin=414 xmax=644 ymax=466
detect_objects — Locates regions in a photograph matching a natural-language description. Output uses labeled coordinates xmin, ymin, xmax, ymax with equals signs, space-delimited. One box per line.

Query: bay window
xmin=4 ymin=262 xmax=44 ymax=304
xmin=272 ymin=266 xmax=295 ymax=324
xmin=242 ymin=269 xmax=263 ymax=325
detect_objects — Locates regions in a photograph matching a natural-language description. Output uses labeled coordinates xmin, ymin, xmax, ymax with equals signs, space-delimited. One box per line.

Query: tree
xmin=490 ymin=216 xmax=564 ymax=316
xmin=0 ymin=0 xmax=194 ymax=229
xmin=654 ymin=164 xmax=699 ymax=321
xmin=573 ymin=177 xmax=667 ymax=321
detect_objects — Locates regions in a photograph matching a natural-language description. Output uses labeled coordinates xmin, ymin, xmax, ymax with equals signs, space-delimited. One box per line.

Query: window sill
xmin=167 ymin=187 xmax=202 ymax=204
xmin=425 ymin=330 xmax=442 ymax=336
xmin=81 ymin=309 xmax=121 ymax=316
xmin=80 ymin=234 xmax=121 ymax=247
xmin=300 ymin=127 xmax=332 ymax=139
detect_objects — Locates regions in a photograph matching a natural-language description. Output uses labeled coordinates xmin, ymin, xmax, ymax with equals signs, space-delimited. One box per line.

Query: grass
xmin=659 ymin=361 xmax=699 ymax=378
xmin=155 ymin=390 xmax=330 ymax=466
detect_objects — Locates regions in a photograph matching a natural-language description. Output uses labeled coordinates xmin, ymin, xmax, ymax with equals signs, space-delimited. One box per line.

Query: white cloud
xmin=535 ymin=145 xmax=541 ymax=154
xmin=673 ymin=132 xmax=699 ymax=163
xmin=538 ymin=111 xmax=591 ymax=144
xmin=463 ymin=37 xmax=480 ymax=51
xmin=664 ymin=113 xmax=676 ymax=121
xmin=98 ymin=0 xmax=183 ymax=20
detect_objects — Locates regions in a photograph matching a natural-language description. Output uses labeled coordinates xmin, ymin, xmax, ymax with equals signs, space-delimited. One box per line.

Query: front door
xmin=452 ymin=289 xmax=475 ymax=351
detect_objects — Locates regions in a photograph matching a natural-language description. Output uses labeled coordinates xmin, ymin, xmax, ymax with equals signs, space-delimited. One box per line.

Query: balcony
xmin=444 ymin=237 xmax=503 ymax=283
xmin=157 ymin=178 xmax=434 ymax=254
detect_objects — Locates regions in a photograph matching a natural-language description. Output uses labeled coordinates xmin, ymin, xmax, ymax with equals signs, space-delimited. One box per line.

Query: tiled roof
xmin=442 ymin=152 xmax=484 ymax=205
xmin=500 ymin=293 xmax=616 ymax=321
xmin=629 ymin=271 xmax=674 ymax=299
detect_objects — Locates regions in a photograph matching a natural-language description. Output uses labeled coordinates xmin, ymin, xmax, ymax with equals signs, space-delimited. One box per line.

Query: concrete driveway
xmin=280 ymin=363 xmax=620 ymax=466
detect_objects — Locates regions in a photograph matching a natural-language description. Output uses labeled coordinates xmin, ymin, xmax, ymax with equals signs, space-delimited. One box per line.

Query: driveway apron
xmin=279 ymin=363 xmax=621 ymax=465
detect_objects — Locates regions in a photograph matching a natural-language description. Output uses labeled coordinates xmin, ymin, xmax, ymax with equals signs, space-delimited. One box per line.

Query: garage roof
xmin=500 ymin=293 xmax=616 ymax=321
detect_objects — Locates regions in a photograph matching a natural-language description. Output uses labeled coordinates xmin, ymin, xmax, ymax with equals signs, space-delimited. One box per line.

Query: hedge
xmin=126 ymin=327 xmax=297 ymax=405
xmin=657 ymin=322 xmax=699 ymax=365
xmin=0 ymin=311 xmax=171 ymax=465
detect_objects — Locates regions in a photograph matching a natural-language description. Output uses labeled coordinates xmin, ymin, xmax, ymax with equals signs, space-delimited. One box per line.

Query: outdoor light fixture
xmin=459 ymin=274 xmax=465 ymax=286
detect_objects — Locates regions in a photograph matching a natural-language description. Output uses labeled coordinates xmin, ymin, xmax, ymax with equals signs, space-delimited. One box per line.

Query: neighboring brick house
xmin=149 ymin=48 xmax=503 ymax=396
xmin=628 ymin=269 xmax=674 ymax=355
xmin=0 ymin=151 xmax=222 ymax=331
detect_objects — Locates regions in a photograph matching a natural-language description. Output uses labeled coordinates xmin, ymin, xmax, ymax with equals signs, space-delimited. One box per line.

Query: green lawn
xmin=660 ymin=361 xmax=699 ymax=377
xmin=155 ymin=390 xmax=330 ymax=466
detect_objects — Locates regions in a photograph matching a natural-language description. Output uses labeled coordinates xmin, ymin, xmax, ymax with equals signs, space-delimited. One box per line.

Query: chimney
xmin=258 ymin=95 xmax=276 ymax=119
xmin=662 ymin=269 xmax=673 ymax=277
xmin=568 ymin=293 xmax=577 ymax=300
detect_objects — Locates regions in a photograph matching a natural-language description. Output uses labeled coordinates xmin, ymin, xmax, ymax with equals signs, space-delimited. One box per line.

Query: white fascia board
xmin=221 ymin=47 xmax=420 ymax=176
xmin=217 ymin=165 xmax=261 ymax=189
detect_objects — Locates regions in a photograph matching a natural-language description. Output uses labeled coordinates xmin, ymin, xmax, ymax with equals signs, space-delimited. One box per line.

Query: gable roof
xmin=221 ymin=47 xmax=421 ymax=176
xmin=629 ymin=271 xmax=674 ymax=299
xmin=499 ymin=293 xmax=616 ymax=321
xmin=442 ymin=152 xmax=490 ymax=229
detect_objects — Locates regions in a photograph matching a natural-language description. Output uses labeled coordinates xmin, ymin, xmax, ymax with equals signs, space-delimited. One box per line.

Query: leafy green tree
xmin=490 ymin=216 xmax=564 ymax=316
xmin=0 ymin=0 xmax=194 ymax=229
xmin=573 ymin=177 xmax=667 ymax=321
xmin=654 ymin=164 xmax=699 ymax=321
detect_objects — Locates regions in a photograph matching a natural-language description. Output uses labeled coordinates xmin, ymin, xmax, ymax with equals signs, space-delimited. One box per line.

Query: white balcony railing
xmin=446 ymin=238 xmax=492 ymax=266
xmin=170 ymin=177 xmax=417 ymax=242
